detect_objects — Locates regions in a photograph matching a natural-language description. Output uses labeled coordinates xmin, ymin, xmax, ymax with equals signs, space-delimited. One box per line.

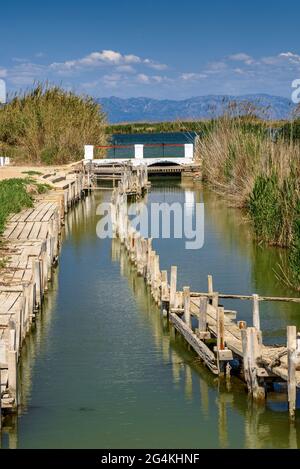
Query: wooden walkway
xmin=0 ymin=169 xmax=84 ymax=425
xmin=111 ymin=167 xmax=300 ymax=420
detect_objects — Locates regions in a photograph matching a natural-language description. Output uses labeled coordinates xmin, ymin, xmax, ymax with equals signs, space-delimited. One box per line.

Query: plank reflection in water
xmin=111 ymin=237 xmax=300 ymax=449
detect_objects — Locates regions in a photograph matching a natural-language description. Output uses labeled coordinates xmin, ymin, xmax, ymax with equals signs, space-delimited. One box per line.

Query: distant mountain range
xmin=98 ymin=94 xmax=295 ymax=123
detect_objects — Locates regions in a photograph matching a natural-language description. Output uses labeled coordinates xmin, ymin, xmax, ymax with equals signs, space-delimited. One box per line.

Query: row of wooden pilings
xmin=0 ymin=174 xmax=85 ymax=431
xmin=111 ymin=168 xmax=300 ymax=420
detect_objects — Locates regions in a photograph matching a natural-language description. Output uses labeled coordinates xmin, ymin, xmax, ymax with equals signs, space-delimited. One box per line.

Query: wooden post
xmin=33 ymin=259 xmax=42 ymax=309
xmin=161 ymin=270 xmax=169 ymax=316
xmin=208 ymin=275 xmax=213 ymax=295
xmin=8 ymin=350 xmax=18 ymax=408
xmin=287 ymin=326 xmax=297 ymax=420
xmin=146 ymin=238 xmax=152 ymax=284
xmin=198 ymin=297 xmax=208 ymax=335
xmin=252 ymin=294 xmax=262 ymax=344
xmin=241 ymin=327 xmax=265 ymax=401
xmin=161 ymin=270 xmax=169 ymax=300
xmin=170 ymin=266 xmax=177 ymax=311
xmin=155 ymin=254 xmax=161 ymax=304
xmin=183 ymin=287 xmax=191 ymax=328
xmin=217 ymin=307 xmax=225 ymax=351
xmin=212 ymin=292 xmax=219 ymax=309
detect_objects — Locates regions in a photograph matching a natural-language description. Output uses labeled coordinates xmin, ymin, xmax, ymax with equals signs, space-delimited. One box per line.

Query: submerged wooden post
xmin=183 ymin=287 xmax=191 ymax=328
xmin=287 ymin=326 xmax=297 ymax=420
xmin=170 ymin=266 xmax=177 ymax=311
xmin=241 ymin=327 xmax=265 ymax=401
xmin=161 ymin=270 xmax=169 ymax=316
xmin=146 ymin=238 xmax=152 ymax=284
xmin=8 ymin=350 xmax=18 ymax=408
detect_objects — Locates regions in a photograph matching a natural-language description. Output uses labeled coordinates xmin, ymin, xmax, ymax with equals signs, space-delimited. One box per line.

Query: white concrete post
xmin=84 ymin=145 xmax=94 ymax=161
xmin=135 ymin=144 xmax=144 ymax=159
xmin=184 ymin=144 xmax=194 ymax=159
xmin=0 ymin=157 xmax=4 ymax=166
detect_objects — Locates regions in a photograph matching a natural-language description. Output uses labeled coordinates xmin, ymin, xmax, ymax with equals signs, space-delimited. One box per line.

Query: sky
xmin=1 ymin=0 xmax=300 ymax=100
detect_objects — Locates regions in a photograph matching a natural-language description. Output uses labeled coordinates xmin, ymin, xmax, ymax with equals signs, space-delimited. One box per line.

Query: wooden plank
xmin=190 ymin=291 xmax=300 ymax=304
xmin=29 ymin=222 xmax=42 ymax=239
xmin=2 ymin=223 xmax=18 ymax=238
xmin=170 ymin=312 xmax=218 ymax=375
xmin=19 ymin=221 xmax=34 ymax=240
xmin=8 ymin=222 xmax=26 ymax=240
xmin=37 ymin=223 xmax=49 ymax=240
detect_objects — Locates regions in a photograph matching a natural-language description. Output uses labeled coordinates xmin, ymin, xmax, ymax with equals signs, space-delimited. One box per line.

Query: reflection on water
xmin=1 ymin=180 xmax=300 ymax=448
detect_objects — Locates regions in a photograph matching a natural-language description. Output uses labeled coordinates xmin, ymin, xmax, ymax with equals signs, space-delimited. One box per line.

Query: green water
xmin=2 ymin=179 xmax=300 ymax=449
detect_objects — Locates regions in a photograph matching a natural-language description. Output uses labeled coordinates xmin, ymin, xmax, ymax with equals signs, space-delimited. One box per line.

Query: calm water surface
xmin=2 ymin=178 xmax=300 ymax=449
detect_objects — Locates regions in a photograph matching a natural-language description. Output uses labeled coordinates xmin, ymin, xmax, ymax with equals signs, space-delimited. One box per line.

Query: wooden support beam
xmin=198 ymin=297 xmax=208 ymax=332
xmin=241 ymin=327 xmax=265 ymax=401
xmin=170 ymin=266 xmax=177 ymax=310
xmin=287 ymin=326 xmax=297 ymax=420
xmin=8 ymin=350 xmax=18 ymax=408
xmin=217 ymin=307 xmax=225 ymax=351
xmin=183 ymin=287 xmax=191 ymax=328
xmin=33 ymin=259 xmax=42 ymax=309
xmin=212 ymin=292 xmax=219 ymax=309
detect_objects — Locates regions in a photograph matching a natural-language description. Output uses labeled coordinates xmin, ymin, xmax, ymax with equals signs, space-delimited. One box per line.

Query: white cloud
xmin=115 ymin=65 xmax=136 ymax=73
xmin=181 ymin=73 xmax=207 ymax=81
xmin=228 ymin=53 xmax=254 ymax=64
xmin=144 ymin=59 xmax=168 ymax=70
xmin=0 ymin=68 xmax=7 ymax=78
xmin=50 ymin=49 xmax=142 ymax=72
xmin=137 ymin=73 xmax=150 ymax=84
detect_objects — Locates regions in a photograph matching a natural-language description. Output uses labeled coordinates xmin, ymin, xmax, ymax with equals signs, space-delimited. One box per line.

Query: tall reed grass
xmin=197 ymin=113 xmax=300 ymax=288
xmin=0 ymin=84 xmax=107 ymax=164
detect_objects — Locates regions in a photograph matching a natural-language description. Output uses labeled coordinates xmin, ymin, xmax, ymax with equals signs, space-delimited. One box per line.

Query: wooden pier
xmin=111 ymin=167 xmax=300 ymax=419
xmin=0 ymin=168 xmax=85 ymax=429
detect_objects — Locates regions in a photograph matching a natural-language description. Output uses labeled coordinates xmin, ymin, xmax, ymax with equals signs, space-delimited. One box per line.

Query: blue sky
xmin=1 ymin=0 xmax=300 ymax=99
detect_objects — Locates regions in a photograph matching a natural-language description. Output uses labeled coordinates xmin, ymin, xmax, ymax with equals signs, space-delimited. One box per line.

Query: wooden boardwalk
xmin=111 ymin=167 xmax=300 ymax=420
xmin=0 ymin=169 xmax=84 ymax=426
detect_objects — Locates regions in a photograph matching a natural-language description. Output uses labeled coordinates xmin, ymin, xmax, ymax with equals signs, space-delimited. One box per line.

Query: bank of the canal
xmin=2 ymin=179 xmax=300 ymax=449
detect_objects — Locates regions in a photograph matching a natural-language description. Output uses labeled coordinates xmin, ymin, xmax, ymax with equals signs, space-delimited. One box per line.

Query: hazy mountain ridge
xmin=98 ymin=94 xmax=295 ymax=123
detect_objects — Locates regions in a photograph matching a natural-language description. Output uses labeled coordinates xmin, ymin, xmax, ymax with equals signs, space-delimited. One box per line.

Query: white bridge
xmin=84 ymin=143 xmax=195 ymax=168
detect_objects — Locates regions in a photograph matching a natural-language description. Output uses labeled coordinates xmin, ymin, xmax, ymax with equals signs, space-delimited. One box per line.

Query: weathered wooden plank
xmin=170 ymin=312 xmax=218 ymax=375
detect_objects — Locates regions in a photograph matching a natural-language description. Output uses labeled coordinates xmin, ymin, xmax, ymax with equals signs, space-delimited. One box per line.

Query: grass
xmin=0 ymin=178 xmax=50 ymax=235
xmin=0 ymin=83 xmax=107 ymax=165
xmin=22 ymin=170 xmax=43 ymax=176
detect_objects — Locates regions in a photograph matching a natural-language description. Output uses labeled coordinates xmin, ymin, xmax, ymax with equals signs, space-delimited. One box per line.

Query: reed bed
xmin=0 ymin=84 xmax=107 ymax=165
xmin=197 ymin=114 xmax=300 ymax=288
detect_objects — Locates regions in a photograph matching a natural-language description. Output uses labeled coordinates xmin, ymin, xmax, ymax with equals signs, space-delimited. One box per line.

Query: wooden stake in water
xmin=287 ymin=326 xmax=297 ymax=420
xmin=170 ymin=266 xmax=177 ymax=311
xmin=183 ymin=287 xmax=191 ymax=328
